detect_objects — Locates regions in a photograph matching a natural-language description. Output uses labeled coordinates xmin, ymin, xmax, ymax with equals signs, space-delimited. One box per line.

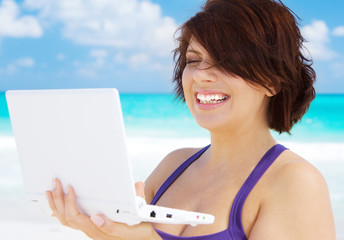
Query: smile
xmin=196 ymin=93 xmax=229 ymax=104
xmin=194 ymin=91 xmax=230 ymax=110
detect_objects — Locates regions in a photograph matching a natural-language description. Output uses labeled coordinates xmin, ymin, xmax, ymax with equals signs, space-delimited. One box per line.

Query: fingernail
xmin=66 ymin=184 xmax=71 ymax=194
xmin=91 ymin=215 xmax=105 ymax=227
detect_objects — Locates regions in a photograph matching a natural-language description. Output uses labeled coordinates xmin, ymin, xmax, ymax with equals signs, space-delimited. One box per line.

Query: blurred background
xmin=0 ymin=0 xmax=343 ymax=93
xmin=0 ymin=0 xmax=343 ymax=239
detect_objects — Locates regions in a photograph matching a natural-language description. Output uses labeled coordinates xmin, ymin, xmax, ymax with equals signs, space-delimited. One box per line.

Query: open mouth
xmin=196 ymin=93 xmax=229 ymax=104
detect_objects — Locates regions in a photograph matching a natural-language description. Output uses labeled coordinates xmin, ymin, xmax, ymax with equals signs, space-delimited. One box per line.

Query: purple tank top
xmin=150 ymin=144 xmax=287 ymax=240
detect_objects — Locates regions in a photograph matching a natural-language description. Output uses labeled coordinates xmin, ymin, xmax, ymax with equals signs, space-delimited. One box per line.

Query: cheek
xmin=182 ymin=68 xmax=189 ymax=83
xmin=236 ymin=89 xmax=268 ymax=119
xmin=181 ymin=70 xmax=195 ymax=112
xmin=182 ymin=69 xmax=192 ymax=96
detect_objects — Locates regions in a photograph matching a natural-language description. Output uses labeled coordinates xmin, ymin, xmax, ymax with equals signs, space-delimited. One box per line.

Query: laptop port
xmin=166 ymin=214 xmax=172 ymax=218
xmin=150 ymin=211 xmax=156 ymax=218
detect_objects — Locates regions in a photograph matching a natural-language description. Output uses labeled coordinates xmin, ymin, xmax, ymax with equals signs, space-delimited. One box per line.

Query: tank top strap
xmin=150 ymin=145 xmax=211 ymax=205
xmin=228 ymin=144 xmax=287 ymax=239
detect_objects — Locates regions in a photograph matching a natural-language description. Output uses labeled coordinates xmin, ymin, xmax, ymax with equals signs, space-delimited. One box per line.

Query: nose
xmin=193 ymin=61 xmax=217 ymax=84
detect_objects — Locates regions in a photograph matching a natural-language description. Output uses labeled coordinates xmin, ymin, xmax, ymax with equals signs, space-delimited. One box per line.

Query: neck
xmin=207 ymin=123 xmax=276 ymax=167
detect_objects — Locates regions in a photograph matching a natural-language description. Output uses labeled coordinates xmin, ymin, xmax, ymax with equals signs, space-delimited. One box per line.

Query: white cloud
xmin=90 ymin=49 xmax=108 ymax=66
xmin=16 ymin=57 xmax=35 ymax=67
xmin=23 ymin=0 xmax=178 ymax=57
xmin=330 ymin=57 xmax=344 ymax=78
xmin=129 ymin=53 xmax=150 ymax=68
xmin=0 ymin=0 xmax=43 ymax=38
xmin=77 ymin=68 xmax=97 ymax=78
xmin=333 ymin=26 xmax=344 ymax=37
xmin=56 ymin=53 xmax=66 ymax=61
xmin=114 ymin=52 xmax=125 ymax=64
xmin=0 ymin=57 xmax=35 ymax=75
xmin=301 ymin=20 xmax=337 ymax=61
xmin=90 ymin=49 xmax=108 ymax=59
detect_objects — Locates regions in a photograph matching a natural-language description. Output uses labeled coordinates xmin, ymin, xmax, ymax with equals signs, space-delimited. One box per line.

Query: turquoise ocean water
xmin=1 ymin=92 xmax=343 ymax=141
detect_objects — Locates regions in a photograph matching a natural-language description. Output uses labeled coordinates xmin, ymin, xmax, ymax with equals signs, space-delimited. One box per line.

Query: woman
xmin=46 ymin=0 xmax=336 ymax=239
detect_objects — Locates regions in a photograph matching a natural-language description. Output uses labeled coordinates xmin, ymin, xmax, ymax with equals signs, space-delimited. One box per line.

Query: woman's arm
xmin=248 ymin=159 xmax=336 ymax=240
xmin=46 ymin=179 xmax=162 ymax=240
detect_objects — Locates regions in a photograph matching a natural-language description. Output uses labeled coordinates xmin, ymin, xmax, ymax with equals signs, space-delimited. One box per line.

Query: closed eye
xmin=186 ymin=59 xmax=201 ymax=65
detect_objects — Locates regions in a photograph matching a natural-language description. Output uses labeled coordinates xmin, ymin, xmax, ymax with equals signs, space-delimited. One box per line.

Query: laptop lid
xmin=6 ymin=88 xmax=138 ymax=216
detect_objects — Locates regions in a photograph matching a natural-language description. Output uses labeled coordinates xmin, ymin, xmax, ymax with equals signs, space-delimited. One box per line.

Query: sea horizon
xmin=1 ymin=92 xmax=344 ymax=141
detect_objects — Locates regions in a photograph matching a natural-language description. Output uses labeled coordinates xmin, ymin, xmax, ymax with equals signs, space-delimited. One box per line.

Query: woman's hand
xmin=46 ymin=179 xmax=161 ymax=240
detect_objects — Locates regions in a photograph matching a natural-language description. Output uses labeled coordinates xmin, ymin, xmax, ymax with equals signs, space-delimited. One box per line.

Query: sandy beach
xmin=1 ymin=136 xmax=343 ymax=239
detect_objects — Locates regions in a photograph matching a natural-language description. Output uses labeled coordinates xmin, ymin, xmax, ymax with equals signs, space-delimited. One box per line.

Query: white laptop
xmin=6 ymin=88 xmax=214 ymax=226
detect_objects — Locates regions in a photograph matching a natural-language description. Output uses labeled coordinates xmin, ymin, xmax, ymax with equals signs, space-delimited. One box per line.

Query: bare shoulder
xmin=268 ymin=150 xmax=327 ymax=194
xmin=144 ymin=147 xmax=203 ymax=204
xmin=249 ymin=149 xmax=336 ymax=239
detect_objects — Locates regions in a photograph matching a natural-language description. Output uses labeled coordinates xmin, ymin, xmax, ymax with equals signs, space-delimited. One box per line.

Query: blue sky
xmin=0 ymin=0 xmax=343 ymax=93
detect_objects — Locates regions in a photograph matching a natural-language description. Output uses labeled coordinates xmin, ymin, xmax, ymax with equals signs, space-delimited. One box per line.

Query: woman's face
xmin=182 ymin=39 xmax=272 ymax=133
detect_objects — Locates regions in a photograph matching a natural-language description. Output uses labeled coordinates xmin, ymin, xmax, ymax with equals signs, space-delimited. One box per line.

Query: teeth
xmin=197 ymin=93 xmax=228 ymax=104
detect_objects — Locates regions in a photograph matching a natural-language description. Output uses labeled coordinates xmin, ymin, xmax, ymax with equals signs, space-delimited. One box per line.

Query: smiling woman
xmin=173 ymin=0 xmax=316 ymax=134
xmin=46 ymin=0 xmax=336 ymax=240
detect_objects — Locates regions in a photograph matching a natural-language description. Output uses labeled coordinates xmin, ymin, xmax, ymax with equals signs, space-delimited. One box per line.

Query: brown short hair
xmin=173 ymin=0 xmax=316 ymax=133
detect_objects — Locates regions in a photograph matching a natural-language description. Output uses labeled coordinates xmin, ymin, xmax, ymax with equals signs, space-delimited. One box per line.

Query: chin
xmin=193 ymin=115 xmax=231 ymax=133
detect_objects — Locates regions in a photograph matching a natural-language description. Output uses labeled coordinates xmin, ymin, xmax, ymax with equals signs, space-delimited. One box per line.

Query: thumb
xmin=135 ymin=181 xmax=145 ymax=199
xmin=90 ymin=214 xmax=122 ymax=237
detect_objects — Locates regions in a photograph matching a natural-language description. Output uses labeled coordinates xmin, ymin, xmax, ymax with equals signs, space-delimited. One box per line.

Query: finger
xmin=64 ymin=185 xmax=92 ymax=225
xmin=63 ymin=186 xmax=113 ymax=239
xmin=91 ymin=214 xmax=123 ymax=238
xmin=64 ymin=185 xmax=93 ymax=226
xmin=64 ymin=185 xmax=80 ymax=216
xmin=64 ymin=185 xmax=82 ymax=227
xmin=135 ymin=181 xmax=145 ymax=199
xmin=51 ymin=178 xmax=66 ymax=221
xmin=45 ymin=190 xmax=57 ymax=213
xmin=91 ymin=214 xmax=155 ymax=240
